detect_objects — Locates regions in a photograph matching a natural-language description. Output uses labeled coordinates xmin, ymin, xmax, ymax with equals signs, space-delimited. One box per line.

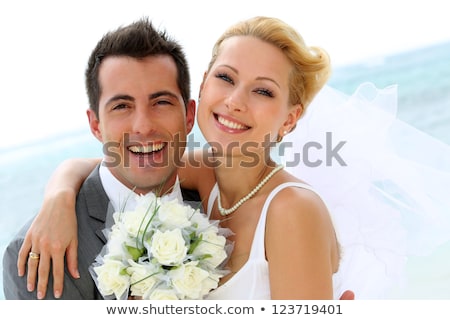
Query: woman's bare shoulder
xmin=178 ymin=148 xmax=216 ymax=200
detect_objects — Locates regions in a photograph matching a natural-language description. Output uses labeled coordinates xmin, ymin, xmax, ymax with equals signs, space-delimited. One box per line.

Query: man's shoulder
xmin=78 ymin=164 xmax=104 ymax=196
xmin=84 ymin=164 xmax=102 ymax=183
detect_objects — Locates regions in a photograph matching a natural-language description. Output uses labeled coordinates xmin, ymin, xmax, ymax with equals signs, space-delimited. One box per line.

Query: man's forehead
xmin=98 ymin=55 xmax=181 ymax=96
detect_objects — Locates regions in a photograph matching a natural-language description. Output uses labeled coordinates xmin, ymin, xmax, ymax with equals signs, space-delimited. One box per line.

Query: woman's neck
xmin=213 ymin=155 xmax=278 ymax=209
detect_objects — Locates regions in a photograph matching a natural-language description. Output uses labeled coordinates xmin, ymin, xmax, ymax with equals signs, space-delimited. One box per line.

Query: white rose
xmin=157 ymin=199 xmax=192 ymax=230
xmin=193 ymin=229 xmax=228 ymax=268
xmin=121 ymin=205 xmax=154 ymax=238
xmin=168 ymin=261 xmax=209 ymax=299
xmin=94 ymin=259 xmax=129 ymax=299
xmin=200 ymin=272 xmax=221 ymax=297
xmin=127 ymin=259 xmax=159 ymax=298
xmin=150 ymin=229 xmax=187 ymax=265
xmin=134 ymin=193 xmax=157 ymax=210
xmin=190 ymin=211 xmax=215 ymax=231
xmin=104 ymin=224 xmax=130 ymax=258
xmin=148 ymin=288 xmax=179 ymax=300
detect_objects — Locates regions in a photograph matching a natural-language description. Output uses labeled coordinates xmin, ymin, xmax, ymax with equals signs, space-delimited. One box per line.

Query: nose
xmin=131 ymin=106 xmax=155 ymax=135
xmin=225 ymin=88 xmax=247 ymax=112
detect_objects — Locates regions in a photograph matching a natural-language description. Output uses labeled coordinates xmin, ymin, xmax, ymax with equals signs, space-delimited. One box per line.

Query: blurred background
xmin=1 ymin=0 xmax=449 ymax=299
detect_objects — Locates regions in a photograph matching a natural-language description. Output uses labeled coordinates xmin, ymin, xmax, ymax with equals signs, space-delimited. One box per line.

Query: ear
xmin=86 ymin=109 xmax=103 ymax=142
xmin=278 ymin=104 xmax=303 ymax=137
xmin=185 ymin=99 xmax=196 ymax=134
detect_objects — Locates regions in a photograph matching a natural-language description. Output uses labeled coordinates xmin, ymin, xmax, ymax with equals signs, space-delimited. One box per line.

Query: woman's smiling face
xmin=197 ymin=35 xmax=298 ymax=160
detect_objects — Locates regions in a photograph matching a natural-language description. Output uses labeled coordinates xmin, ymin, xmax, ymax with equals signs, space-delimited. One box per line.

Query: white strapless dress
xmin=205 ymin=182 xmax=345 ymax=300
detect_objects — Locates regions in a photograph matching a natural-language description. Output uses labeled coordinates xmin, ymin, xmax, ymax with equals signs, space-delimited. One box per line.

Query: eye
xmin=155 ymin=100 xmax=173 ymax=106
xmin=215 ymin=72 xmax=234 ymax=84
xmin=254 ymin=88 xmax=274 ymax=97
xmin=112 ymin=103 xmax=128 ymax=110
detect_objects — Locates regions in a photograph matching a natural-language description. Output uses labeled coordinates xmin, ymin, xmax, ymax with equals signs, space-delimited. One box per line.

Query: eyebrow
xmin=149 ymin=90 xmax=179 ymax=100
xmin=219 ymin=64 xmax=281 ymax=89
xmin=105 ymin=90 xmax=180 ymax=106
xmin=105 ymin=94 xmax=134 ymax=106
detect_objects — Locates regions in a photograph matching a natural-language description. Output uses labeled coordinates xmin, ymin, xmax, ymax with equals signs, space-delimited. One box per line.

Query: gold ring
xmin=29 ymin=252 xmax=40 ymax=260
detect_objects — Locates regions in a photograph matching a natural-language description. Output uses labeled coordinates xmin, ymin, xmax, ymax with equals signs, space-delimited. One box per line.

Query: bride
xmin=14 ymin=16 xmax=450 ymax=299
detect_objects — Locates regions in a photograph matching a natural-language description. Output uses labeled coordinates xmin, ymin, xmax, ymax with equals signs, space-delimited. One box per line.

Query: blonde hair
xmin=208 ymin=16 xmax=331 ymax=111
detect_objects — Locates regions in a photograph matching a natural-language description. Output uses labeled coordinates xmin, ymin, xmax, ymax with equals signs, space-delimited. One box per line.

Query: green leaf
xmin=188 ymin=234 xmax=202 ymax=254
xmin=126 ymin=245 xmax=145 ymax=261
xmin=197 ymin=254 xmax=212 ymax=260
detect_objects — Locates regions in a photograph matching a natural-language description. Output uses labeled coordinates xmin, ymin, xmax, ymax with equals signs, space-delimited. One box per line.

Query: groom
xmin=3 ymin=17 xmax=197 ymax=299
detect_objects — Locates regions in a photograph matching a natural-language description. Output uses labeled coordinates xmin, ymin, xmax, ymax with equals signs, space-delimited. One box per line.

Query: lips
xmin=215 ymin=114 xmax=250 ymax=131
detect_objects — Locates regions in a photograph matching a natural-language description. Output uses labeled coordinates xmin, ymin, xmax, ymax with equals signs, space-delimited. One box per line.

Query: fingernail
xmin=37 ymin=291 xmax=44 ymax=299
xmin=27 ymin=284 xmax=33 ymax=292
xmin=54 ymin=290 xmax=61 ymax=299
xmin=75 ymin=270 xmax=80 ymax=279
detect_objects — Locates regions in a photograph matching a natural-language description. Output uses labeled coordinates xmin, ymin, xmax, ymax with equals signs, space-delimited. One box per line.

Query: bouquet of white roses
xmin=90 ymin=192 xmax=231 ymax=300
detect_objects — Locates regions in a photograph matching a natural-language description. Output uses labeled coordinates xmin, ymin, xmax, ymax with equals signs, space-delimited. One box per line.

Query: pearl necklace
xmin=217 ymin=164 xmax=284 ymax=216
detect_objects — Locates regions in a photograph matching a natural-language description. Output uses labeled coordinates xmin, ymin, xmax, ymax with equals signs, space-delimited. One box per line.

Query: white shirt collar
xmin=99 ymin=162 xmax=183 ymax=212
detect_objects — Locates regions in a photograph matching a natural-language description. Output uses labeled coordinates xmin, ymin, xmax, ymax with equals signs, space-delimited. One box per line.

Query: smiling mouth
xmin=127 ymin=143 xmax=166 ymax=155
xmin=215 ymin=114 xmax=250 ymax=130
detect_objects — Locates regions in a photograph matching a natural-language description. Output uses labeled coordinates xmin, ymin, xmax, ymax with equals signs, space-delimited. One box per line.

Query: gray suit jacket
xmin=3 ymin=165 xmax=111 ymax=299
xmin=3 ymin=165 xmax=202 ymax=299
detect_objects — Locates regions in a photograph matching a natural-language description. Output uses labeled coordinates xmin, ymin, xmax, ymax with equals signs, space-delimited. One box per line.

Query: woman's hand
xmin=339 ymin=290 xmax=355 ymax=300
xmin=17 ymin=189 xmax=79 ymax=299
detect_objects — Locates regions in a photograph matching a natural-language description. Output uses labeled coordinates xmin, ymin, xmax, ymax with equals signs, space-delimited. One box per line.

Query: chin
xmin=132 ymin=168 xmax=176 ymax=193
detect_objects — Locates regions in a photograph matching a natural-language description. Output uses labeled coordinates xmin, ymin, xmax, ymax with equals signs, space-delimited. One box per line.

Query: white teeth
xmin=217 ymin=115 xmax=248 ymax=130
xmin=128 ymin=143 xmax=164 ymax=154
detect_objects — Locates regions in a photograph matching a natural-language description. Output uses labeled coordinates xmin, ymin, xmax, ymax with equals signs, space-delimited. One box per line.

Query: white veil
xmin=279 ymin=83 xmax=450 ymax=299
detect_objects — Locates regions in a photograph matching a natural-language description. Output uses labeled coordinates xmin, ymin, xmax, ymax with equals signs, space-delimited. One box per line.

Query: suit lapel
xmin=82 ymin=165 xmax=112 ymax=245
xmin=95 ymin=203 xmax=115 ymax=243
